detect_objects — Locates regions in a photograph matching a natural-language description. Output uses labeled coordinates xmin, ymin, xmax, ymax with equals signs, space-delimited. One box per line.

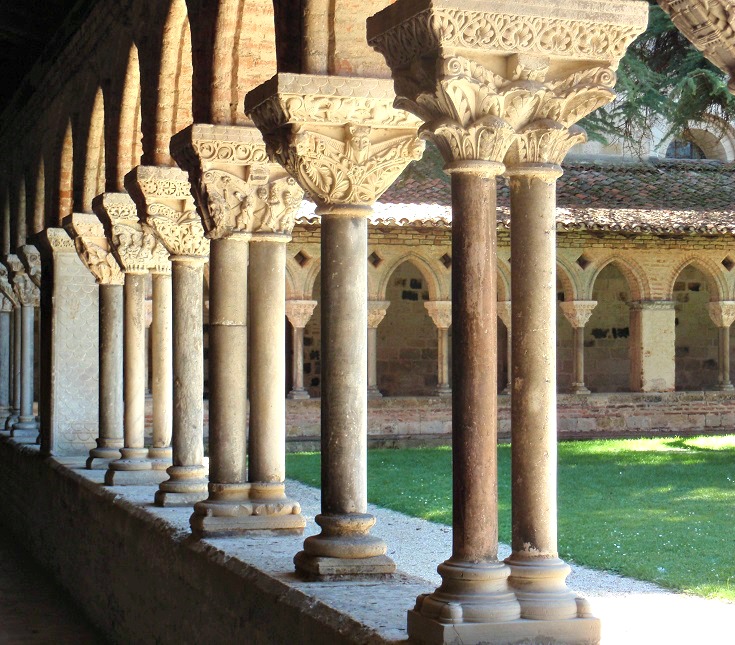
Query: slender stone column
xmin=148 ymin=270 xmax=173 ymax=467
xmin=629 ymin=300 xmax=676 ymax=392
xmin=286 ymin=300 xmax=317 ymax=400
xmin=5 ymin=278 xmax=21 ymax=431
xmin=67 ymin=212 xmax=126 ymax=467
xmin=0 ymin=265 xmax=15 ymax=427
xmin=126 ymin=165 xmax=210 ymax=506
xmin=172 ymin=124 xmax=305 ymax=533
xmin=497 ymin=301 xmax=512 ymax=395
xmin=707 ymin=301 xmax=735 ymax=391
xmin=11 ymin=249 xmax=41 ymax=442
xmin=424 ymin=300 xmax=452 ymax=397
xmin=367 ymin=301 xmax=390 ymax=398
xmin=560 ymin=301 xmax=598 ymax=395
xmin=370 ymin=1 xmax=645 ymax=641
xmin=247 ymin=73 xmax=424 ymax=576
xmin=96 ymin=193 xmax=170 ymax=485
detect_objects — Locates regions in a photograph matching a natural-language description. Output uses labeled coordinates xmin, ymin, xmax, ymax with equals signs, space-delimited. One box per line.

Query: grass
xmin=286 ymin=435 xmax=735 ymax=601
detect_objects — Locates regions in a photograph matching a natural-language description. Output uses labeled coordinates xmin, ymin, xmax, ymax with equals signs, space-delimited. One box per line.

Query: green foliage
xmin=287 ymin=435 xmax=735 ymax=601
xmin=582 ymin=2 xmax=735 ymax=152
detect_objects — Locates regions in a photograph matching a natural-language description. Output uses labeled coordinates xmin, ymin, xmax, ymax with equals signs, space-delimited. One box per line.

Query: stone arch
xmin=666 ymin=256 xmax=726 ymax=302
xmin=303 ymin=258 xmax=322 ymax=300
xmin=16 ymin=175 xmax=27 ymax=246
xmin=376 ymin=253 xmax=441 ymax=302
xmin=33 ymin=157 xmax=45 ymax=235
xmin=57 ymin=120 xmax=74 ymax=225
xmin=285 ymin=263 xmax=297 ymax=299
xmin=556 ymin=256 xmax=579 ymax=301
xmin=82 ymin=87 xmax=106 ymax=212
xmin=589 ymin=255 xmax=646 ymax=302
xmin=497 ymin=259 xmax=510 ymax=302
xmin=155 ymin=0 xmax=193 ymax=165
xmin=660 ymin=116 xmax=735 ymax=162
xmin=118 ymin=43 xmax=143 ymax=189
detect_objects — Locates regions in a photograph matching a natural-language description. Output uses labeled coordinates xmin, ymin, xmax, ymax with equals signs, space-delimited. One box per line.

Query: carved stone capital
xmin=66 ymin=213 xmax=125 ymax=285
xmin=39 ymin=228 xmax=77 ymax=256
xmin=125 ymin=166 xmax=210 ymax=260
xmin=368 ymin=1 xmax=647 ymax=165
xmin=367 ymin=300 xmax=391 ymax=328
xmin=707 ymin=300 xmax=735 ymax=328
xmin=559 ymin=300 xmax=597 ymax=328
xmin=285 ymin=299 xmax=318 ymax=329
xmin=424 ymin=300 xmax=452 ymax=329
xmin=246 ymin=74 xmax=425 ymax=206
xmin=93 ymin=192 xmax=171 ymax=275
xmin=658 ymin=0 xmax=735 ymax=93
xmin=18 ymin=245 xmax=41 ymax=287
xmin=13 ymin=272 xmax=39 ymax=307
xmin=0 ymin=263 xmax=16 ymax=308
xmin=497 ymin=300 xmax=512 ymax=329
xmin=0 ymin=293 xmax=13 ymax=312
xmin=171 ymin=124 xmax=304 ymax=239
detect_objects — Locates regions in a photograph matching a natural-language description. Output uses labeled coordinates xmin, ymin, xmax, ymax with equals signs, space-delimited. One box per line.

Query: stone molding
xmin=497 ymin=300 xmax=512 ymax=329
xmin=367 ymin=1 xmax=647 ymax=166
xmin=559 ymin=300 xmax=597 ymax=328
xmin=285 ymin=299 xmax=317 ymax=328
xmin=658 ymin=0 xmax=735 ymax=92
xmin=93 ymin=192 xmax=171 ymax=275
xmin=66 ymin=213 xmax=125 ymax=286
xmin=629 ymin=300 xmax=676 ymax=312
xmin=18 ymin=245 xmax=42 ymax=287
xmin=367 ymin=300 xmax=391 ymax=328
xmin=125 ymin=166 xmax=210 ymax=260
xmin=424 ymin=300 xmax=452 ymax=329
xmin=171 ymin=124 xmax=304 ymax=239
xmin=707 ymin=300 xmax=735 ymax=328
xmin=246 ymin=74 xmax=425 ymax=206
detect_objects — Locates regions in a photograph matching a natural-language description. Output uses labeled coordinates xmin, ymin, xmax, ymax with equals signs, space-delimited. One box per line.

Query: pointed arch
xmin=376 ymin=252 xmax=441 ymax=301
xmin=304 ymin=257 xmax=322 ymax=299
xmin=556 ymin=256 xmax=579 ymax=301
xmin=589 ymin=255 xmax=646 ymax=302
xmin=15 ymin=176 xmax=27 ymax=247
xmin=497 ymin=259 xmax=510 ymax=302
xmin=33 ymin=157 xmax=45 ymax=234
xmin=666 ymin=256 xmax=727 ymax=302
xmin=58 ymin=120 xmax=74 ymax=223
xmin=118 ymin=43 xmax=143 ymax=189
xmin=83 ymin=87 xmax=106 ymax=211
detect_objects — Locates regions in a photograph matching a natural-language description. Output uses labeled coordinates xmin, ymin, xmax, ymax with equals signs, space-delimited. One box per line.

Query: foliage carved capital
xmin=285 ymin=299 xmax=318 ymax=328
xmin=0 ymin=263 xmax=17 ymax=308
xmin=13 ymin=272 xmax=39 ymax=307
xmin=707 ymin=300 xmax=735 ymax=328
xmin=367 ymin=300 xmax=391 ymax=328
xmin=424 ymin=300 xmax=452 ymax=329
xmin=18 ymin=245 xmax=41 ymax=287
xmin=67 ymin=213 xmax=125 ymax=285
xmin=559 ymin=300 xmax=598 ymax=328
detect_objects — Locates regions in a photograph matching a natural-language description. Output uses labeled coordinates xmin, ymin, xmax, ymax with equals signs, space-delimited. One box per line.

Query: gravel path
xmin=289 ymin=480 xmax=735 ymax=645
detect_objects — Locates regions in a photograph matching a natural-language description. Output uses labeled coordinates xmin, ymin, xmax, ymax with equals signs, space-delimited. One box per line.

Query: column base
xmin=367 ymin=387 xmax=383 ymax=399
xmin=294 ymin=550 xmax=395 ymax=579
xmin=570 ymin=383 xmax=590 ymax=394
xmin=11 ymin=418 xmax=38 ymax=443
xmin=287 ymin=389 xmax=310 ymax=400
xmin=86 ymin=446 xmax=123 ymax=470
xmin=407 ymin=607 xmax=600 ymax=645
xmin=714 ymin=382 xmax=734 ymax=391
xmin=435 ymin=385 xmax=452 ymax=398
xmin=4 ymin=412 xmax=18 ymax=431
xmin=154 ymin=465 xmax=209 ymax=507
xmin=506 ymin=557 xmax=578 ymax=620
xmin=104 ymin=468 xmax=169 ymax=486
xmin=147 ymin=446 xmax=173 ymax=470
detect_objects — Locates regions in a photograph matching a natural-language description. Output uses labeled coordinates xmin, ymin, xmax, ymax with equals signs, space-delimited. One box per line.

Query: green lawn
xmin=286 ymin=435 xmax=735 ymax=601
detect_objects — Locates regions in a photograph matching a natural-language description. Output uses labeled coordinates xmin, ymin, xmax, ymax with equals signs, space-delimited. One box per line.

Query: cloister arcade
xmin=0 ymin=0 xmax=732 ymax=643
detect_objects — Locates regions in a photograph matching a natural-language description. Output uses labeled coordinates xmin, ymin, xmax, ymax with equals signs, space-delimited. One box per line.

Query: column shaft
xmin=8 ymin=306 xmax=21 ymax=426
xmin=367 ymin=326 xmax=380 ymax=397
xmin=149 ymin=272 xmax=173 ymax=463
xmin=718 ymin=326 xmax=732 ymax=389
xmin=13 ymin=304 xmax=37 ymax=439
xmin=572 ymin=326 xmax=589 ymax=394
xmin=124 ymin=274 xmax=146 ymax=452
xmin=0 ymin=310 xmax=10 ymax=419
xmin=437 ymin=327 xmax=450 ymax=395
xmin=291 ymin=326 xmax=306 ymax=394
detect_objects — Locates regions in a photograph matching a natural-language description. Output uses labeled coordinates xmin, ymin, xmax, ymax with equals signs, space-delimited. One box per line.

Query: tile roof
xmin=295 ymin=141 xmax=735 ymax=235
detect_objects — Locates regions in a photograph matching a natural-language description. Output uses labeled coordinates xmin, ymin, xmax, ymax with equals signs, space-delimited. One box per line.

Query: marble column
xmin=67 ymin=212 xmax=125 ymax=467
xmin=286 ymin=300 xmax=317 ymax=400
xmin=560 ymin=301 xmax=598 ymax=395
xmin=172 ymin=124 xmax=305 ymax=533
xmin=629 ymin=300 xmax=676 ymax=392
xmin=126 ymin=165 xmax=209 ymax=507
xmin=367 ymin=301 xmax=390 ymax=398
xmin=148 ymin=269 xmax=173 ymax=467
xmin=247 ymin=73 xmax=423 ymax=576
xmin=424 ymin=300 xmax=451 ymax=397
xmin=497 ymin=301 xmax=512 ymax=395
xmin=370 ymin=1 xmax=645 ymax=641
xmin=96 ymin=193 xmax=170 ymax=485
xmin=707 ymin=301 xmax=735 ymax=391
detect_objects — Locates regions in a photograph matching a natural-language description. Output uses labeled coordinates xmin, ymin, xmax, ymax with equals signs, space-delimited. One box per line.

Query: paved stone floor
xmin=0 ymin=525 xmax=106 ymax=644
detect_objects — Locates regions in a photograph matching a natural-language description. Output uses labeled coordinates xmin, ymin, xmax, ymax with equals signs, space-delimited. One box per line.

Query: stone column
xmin=5 ymin=259 xmax=21 ymax=431
xmin=629 ymin=301 xmax=676 ymax=392
xmin=247 ymin=74 xmax=424 ymax=576
xmin=67 ymin=212 xmax=125 ymax=467
xmin=96 ymin=193 xmax=169 ymax=485
xmin=707 ymin=301 xmax=735 ymax=391
xmin=367 ymin=301 xmax=390 ymax=398
xmin=11 ymin=248 xmax=41 ymax=442
xmin=497 ymin=301 xmax=512 ymax=395
xmin=0 ymin=265 xmax=16 ymax=427
xmin=370 ymin=1 xmax=645 ymax=641
xmin=424 ymin=300 xmax=452 ymax=397
xmin=286 ymin=300 xmax=318 ymax=400
xmin=148 ymin=267 xmax=173 ymax=467
xmin=126 ymin=165 xmax=210 ymax=506
xmin=172 ymin=124 xmax=305 ymax=533
xmin=560 ymin=301 xmax=598 ymax=394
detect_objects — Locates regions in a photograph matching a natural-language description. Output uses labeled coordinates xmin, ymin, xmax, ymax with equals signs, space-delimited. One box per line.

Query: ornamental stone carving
xmin=125 ymin=166 xmax=210 ymax=259
xmin=0 ymin=264 xmax=16 ymax=308
xmin=424 ymin=300 xmax=452 ymax=329
xmin=245 ymin=74 xmax=425 ymax=206
xmin=560 ymin=300 xmax=598 ymax=328
xmin=707 ymin=300 xmax=735 ymax=328
xmin=13 ymin=272 xmax=39 ymax=307
xmin=367 ymin=1 xmax=648 ymax=166
xmin=367 ymin=300 xmax=391 ymax=328
xmin=0 ymin=293 xmax=12 ymax=312
xmin=18 ymin=245 xmax=41 ymax=287
xmin=658 ymin=0 xmax=735 ymax=92
xmin=171 ymin=124 xmax=304 ymax=239
xmin=285 ymin=299 xmax=317 ymax=329
xmin=93 ymin=192 xmax=170 ymax=275
xmin=66 ymin=213 xmax=125 ymax=286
